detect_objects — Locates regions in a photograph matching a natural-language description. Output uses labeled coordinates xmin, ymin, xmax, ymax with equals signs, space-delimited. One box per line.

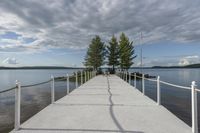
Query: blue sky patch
xmin=0 ymin=31 xmax=21 ymax=40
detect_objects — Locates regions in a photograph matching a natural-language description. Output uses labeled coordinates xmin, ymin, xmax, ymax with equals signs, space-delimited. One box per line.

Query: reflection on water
xmin=0 ymin=81 xmax=77 ymax=133
xmin=0 ymin=69 xmax=80 ymax=133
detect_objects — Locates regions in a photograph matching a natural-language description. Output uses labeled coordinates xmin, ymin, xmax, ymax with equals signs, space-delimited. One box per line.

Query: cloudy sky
xmin=0 ymin=0 xmax=200 ymax=67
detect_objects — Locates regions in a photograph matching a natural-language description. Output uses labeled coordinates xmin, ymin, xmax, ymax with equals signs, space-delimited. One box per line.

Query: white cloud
xmin=0 ymin=0 xmax=200 ymax=53
xmin=2 ymin=57 xmax=18 ymax=65
xmin=178 ymin=55 xmax=200 ymax=66
xmin=178 ymin=58 xmax=190 ymax=66
xmin=185 ymin=55 xmax=199 ymax=59
xmin=136 ymin=54 xmax=200 ymax=67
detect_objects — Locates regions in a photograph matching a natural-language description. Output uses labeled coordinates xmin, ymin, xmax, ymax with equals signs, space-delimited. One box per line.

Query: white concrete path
xmin=11 ymin=75 xmax=192 ymax=133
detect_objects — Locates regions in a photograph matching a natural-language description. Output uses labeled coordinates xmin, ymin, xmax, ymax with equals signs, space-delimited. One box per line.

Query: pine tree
xmin=84 ymin=35 xmax=105 ymax=70
xmin=107 ymin=35 xmax=119 ymax=73
xmin=119 ymin=33 xmax=136 ymax=70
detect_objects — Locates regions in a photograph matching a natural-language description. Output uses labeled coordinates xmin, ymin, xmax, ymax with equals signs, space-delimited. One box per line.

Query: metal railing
xmin=116 ymin=70 xmax=199 ymax=133
xmin=0 ymin=70 xmax=96 ymax=131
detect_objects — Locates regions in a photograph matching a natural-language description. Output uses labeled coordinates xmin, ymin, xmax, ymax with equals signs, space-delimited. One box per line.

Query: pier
xmin=10 ymin=74 xmax=192 ymax=133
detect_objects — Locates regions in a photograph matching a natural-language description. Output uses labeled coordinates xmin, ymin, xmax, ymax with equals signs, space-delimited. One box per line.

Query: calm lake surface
xmin=130 ymin=68 xmax=200 ymax=132
xmin=0 ymin=69 xmax=82 ymax=133
xmin=0 ymin=68 xmax=200 ymax=132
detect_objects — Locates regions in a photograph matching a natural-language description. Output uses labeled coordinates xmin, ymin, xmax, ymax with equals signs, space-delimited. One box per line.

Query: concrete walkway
xmin=11 ymin=75 xmax=192 ymax=133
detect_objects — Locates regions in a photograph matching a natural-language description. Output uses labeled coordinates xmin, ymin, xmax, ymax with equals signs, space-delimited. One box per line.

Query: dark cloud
xmin=0 ymin=0 xmax=200 ymax=51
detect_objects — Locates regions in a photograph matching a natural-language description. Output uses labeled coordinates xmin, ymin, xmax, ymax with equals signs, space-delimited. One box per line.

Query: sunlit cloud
xmin=178 ymin=55 xmax=200 ymax=66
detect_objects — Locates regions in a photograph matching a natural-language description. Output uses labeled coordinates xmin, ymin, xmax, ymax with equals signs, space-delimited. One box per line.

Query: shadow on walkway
xmin=106 ymin=76 xmax=143 ymax=133
xmin=21 ymin=128 xmax=143 ymax=133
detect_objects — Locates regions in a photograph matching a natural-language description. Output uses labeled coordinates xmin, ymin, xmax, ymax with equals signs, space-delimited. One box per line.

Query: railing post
xmin=126 ymin=71 xmax=128 ymax=82
xmin=51 ymin=75 xmax=55 ymax=103
xmin=134 ymin=73 xmax=136 ymax=88
xmin=85 ymin=71 xmax=87 ymax=83
xmin=76 ymin=71 xmax=78 ymax=88
xmin=81 ymin=71 xmax=83 ymax=85
xmin=15 ymin=80 xmax=21 ymax=131
xmin=191 ymin=81 xmax=198 ymax=133
xmin=157 ymin=76 xmax=160 ymax=105
xmin=142 ymin=74 xmax=145 ymax=95
xmin=87 ymin=71 xmax=89 ymax=80
xmin=129 ymin=72 xmax=131 ymax=84
xmin=67 ymin=74 xmax=69 ymax=94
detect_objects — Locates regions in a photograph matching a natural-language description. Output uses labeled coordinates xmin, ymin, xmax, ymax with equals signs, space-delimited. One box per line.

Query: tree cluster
xmin=84 ymin=33 xmax=136 ymax=73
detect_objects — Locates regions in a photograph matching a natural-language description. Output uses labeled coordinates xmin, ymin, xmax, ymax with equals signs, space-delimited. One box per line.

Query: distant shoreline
xmin=0 ymin=66 xmax=84 ymax=70
xmin=1 ymin=63 xmax=200 ymax=70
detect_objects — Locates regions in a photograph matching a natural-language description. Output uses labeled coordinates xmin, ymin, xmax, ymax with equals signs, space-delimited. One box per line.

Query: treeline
xmin=84 ymin=33 xmax=136 ymax=73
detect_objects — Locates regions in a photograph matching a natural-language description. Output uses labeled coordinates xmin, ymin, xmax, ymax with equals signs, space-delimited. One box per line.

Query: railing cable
xmin=128 ymin=72 xmax=191 ymax=90
xmin=195 ymin=88 xmax=200 ymax=92
xmin=160 ymin=80 xmax=191 ymax=90
xmin=0 ymin=86 xmax=16 ymax=94
xmin=21 ymin=79 xmax=52 ymax=88
xmin=144 ymin=77 xmax=157 ymax=82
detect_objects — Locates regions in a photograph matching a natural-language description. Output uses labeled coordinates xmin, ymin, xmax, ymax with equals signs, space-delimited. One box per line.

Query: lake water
xmin=130 ymin=68 xmax=200 ymax=132
xmin=0 ymin=68 xmax=200 ymax=132
xmin=0 ymin=69 xmax=82 ymax=133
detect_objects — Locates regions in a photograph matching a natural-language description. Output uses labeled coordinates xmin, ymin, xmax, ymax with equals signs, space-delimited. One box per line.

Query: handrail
xmin=21 ymin=79 xmax=52 ymax=88
xmin=0 ymin=74 xmax=79 ymax=93
xmin=0 ymin=86 xmax=16 ymax=94
xmin=130 ymin=72 xmax=190 ymax=90
xmin=160 ymin=80 xmax=191 ymax=90
xmin=144 ymin=77 xmax=157 ymax=82
xmin=195 ymin=88 xmax=200 ymax=92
